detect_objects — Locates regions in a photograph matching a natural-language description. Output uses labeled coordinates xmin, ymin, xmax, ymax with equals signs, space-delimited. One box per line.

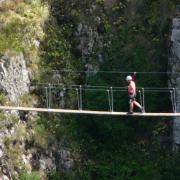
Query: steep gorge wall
xmin=0 ymin=53 xmax=30 ymax=103
xmin=0 ymin=0 xmax=178 ymax=178
xmin=0 ymin=1 xmax=57 ymax=179
xmin=0 ymin=1 xmax=77 ymax=179
xmin=169 ymin=10 xmax=180 ymax=152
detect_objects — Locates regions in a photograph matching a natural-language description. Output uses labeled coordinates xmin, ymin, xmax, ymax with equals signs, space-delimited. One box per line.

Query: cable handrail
xmin=30 ymin=83 xmax=178 ymax=90
xmin=24 ymin=82 xmax=178 ymax=114
xmin=38 ymin=69 xmax=180 ymax=75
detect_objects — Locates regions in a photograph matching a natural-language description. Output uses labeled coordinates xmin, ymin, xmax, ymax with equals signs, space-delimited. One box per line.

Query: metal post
xmin=142 ymin=88 xmax=145 ymax=112
xmin=48 ymin=84 xmax=51 ymax=109
xmin=139 ymin=90 xmax=142 ymax=107
xmin=76 ymin=88 xmax=80 ymax=110
xmin=45 ymin=87 xmax=48 ymax=108
xmin=79 ymin=85 xmax=82 ymax=110
xmin=173 ymin=88 xmax=177 ymax=113
xmin=107 ymin=90 xmax=111 ymax=112
xmin=170 ymin=90 xmax=175 ymax=113
xmin=60 ymin=88 xmax=65 ymax=108
xmin=110 ymin=87 xmax=114 ymax=112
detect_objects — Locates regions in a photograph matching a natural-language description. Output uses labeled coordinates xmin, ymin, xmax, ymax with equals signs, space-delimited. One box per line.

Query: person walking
xmin=126 ymin=72 xmax=144 ymax=114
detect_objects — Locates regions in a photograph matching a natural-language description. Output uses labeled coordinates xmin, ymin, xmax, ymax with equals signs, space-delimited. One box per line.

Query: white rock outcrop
xmin=0 ymin=53 xmax=30 ymax=103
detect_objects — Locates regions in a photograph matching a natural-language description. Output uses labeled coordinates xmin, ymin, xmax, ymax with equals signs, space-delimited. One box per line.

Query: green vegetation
xmin=0 ymin=0 xmax=48 ymax=66
xmin=33 ymin=123 xmax=49 ymax=148
xmin=1 ymin=0 xmax=180 ymax=179
xmin=0 ymin=93 xmax=8 ymax=105
xmin=39 ymin=0 xmax=179 ymax=179
xmin=20 ymin=171 xmax=41 ymax=180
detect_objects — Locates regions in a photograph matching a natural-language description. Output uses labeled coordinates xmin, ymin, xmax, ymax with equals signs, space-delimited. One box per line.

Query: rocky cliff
xmin=169 ymin=9 xmax=180 ymax=152
xmin=0 ymin=1 xmax=74 ymax=179
xmin=0 ymin=53 xmax=30 ymax=103
xmin=0 ymin=0 xmax=179 ymax=179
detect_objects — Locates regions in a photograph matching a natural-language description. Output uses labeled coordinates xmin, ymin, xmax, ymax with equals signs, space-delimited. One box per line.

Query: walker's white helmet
xmin=126 ymin=75 xmax=132 ymax=81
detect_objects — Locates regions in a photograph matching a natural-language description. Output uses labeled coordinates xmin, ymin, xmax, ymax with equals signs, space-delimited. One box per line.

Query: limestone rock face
xmin=169 ymin=14 xmax=180 ymax=151
xmin=75 ymin=23 xmax=103 ymax=57
xmin=0 ymin=53 xmax=30 ymax=103
xmin=59 ymin=149 xmax=74 ymax=171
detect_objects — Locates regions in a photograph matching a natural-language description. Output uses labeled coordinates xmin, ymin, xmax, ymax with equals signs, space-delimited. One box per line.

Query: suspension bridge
xmin=0 ymin=70 xmax=178 ymax=116
xmin=1 ymin=85 xmax=179 ymax=116
xmin=0 ymin=105 xmax=180 ymax=116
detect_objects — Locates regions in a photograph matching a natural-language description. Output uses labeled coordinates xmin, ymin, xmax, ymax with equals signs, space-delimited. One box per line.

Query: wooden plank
xmin=0 ymin=106 xmax=178 ymax=116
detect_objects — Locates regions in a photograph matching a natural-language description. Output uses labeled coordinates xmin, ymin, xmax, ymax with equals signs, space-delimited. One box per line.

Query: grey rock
xmin=169 ymin=15 xmax=180 ymax=151
xmin=0 ymin=175 xmax=9 ymax=180
xmin=75 ymin=23 xmax=103 ymax=57
xmin=84 ymin=64 xmax=98 ymax=77
xmin=0 ymin=53 xmax=30 ymax=103
xmin=59 ymin=150 xmax=74 ymax=171
xmin=39 ymin=158 xmax=46 ymax=171
xmin=46 ymin=158 xmax=56 ymax=170
xmin=77 ymin=23 xmax=83 ymax=34
xmin=63 ymin=159 xmax=74 ymax=171
xmin=0 ymin=149 xmax=3 ymax=158
xmin=33 ymin=40 xmax=40 ymax=47
xmin=39 ymin=156 xmax=56 ymax=171
xmin=60 ymin=150 xmax=70 ymax=160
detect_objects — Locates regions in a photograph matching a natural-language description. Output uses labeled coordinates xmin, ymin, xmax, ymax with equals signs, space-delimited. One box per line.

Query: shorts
xmin=129 ymin=94 xmax=136 ymax=102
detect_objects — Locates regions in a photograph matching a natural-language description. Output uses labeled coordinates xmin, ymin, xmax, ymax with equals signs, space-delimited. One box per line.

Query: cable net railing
xmin=24 ymin=84 xmax=176 ymax=113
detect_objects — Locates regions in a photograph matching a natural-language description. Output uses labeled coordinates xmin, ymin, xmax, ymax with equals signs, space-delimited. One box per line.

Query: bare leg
xmin=130 ymin=100 xmax=134 ymax=112
xmin=133 ymin=101 xmax=142 ymax=110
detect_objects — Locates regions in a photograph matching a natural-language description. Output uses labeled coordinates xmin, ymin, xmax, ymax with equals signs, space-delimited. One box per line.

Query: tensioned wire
xmin=34 ymin=83 xmax=175 ymax=93
xmin=35 ymin=83 xmax=175 ymax=112
xmin=30 ymin=83 xmax=178 ymax=91
xmin=39 ymin=69 xmax=180 ymax=74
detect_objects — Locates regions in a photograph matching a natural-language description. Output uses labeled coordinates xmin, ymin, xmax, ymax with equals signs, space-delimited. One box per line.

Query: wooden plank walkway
xmin=0 ymin=106 xmax=178 ymax=116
